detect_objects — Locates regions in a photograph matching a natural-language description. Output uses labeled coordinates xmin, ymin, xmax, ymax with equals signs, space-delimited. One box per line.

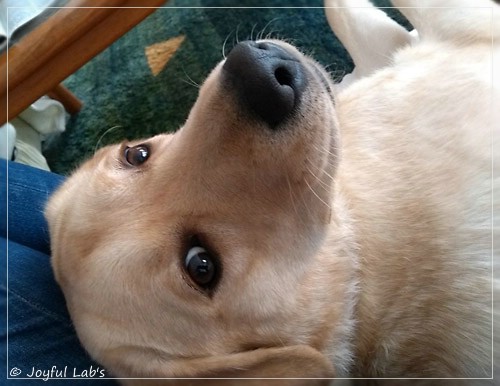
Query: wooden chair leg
xmin=47 ymin=84 xmax=83 ymax=115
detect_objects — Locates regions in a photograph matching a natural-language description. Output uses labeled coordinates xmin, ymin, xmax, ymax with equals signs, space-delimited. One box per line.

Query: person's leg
xmin=2 ymin=158 xmax=63 ymax=254
xmin=1 ymin=160 xmax=118 ymax=384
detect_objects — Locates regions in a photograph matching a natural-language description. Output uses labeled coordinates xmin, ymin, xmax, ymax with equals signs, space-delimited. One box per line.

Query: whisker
xmin=235 ymin=23 xmax=241 ymax=44
xmin=182 ymin=69 xmax=201 ymax=88
xmin=320 ymin=164 xmax=336 ymax=183
xmin=305 ymin=164 xmax=332 ymax=192
xmin=305 ymin=178 xmax=332 ymax=211
xmin=222 ymin=30 xmax=234 ymax=59
xmin=311 ymin=155 xmax=338 ymax=173
xmin=250 ymin=22 xmax=258 ymax=41
xmin=94 ymin=125 xmax=122 ymax=154
xmin=311 ymin=142 xmax=339 ymax=158
xmin=264 ymin=30 xmax=278 ymax=40
xmin=257 ymin=17 xmax=281 ymax=41
xmin=181 ymin=78 xmax=200 ymax=89
xmin=309 ymin=148 xmax=338 ymax=183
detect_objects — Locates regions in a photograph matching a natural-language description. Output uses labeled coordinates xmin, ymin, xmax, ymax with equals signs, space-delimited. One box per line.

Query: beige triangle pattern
xmin=145 ymin=35 xmax=186 ymax=76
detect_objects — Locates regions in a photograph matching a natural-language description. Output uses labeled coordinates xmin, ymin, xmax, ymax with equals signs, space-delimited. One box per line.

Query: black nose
xmin=222 ymin=41 xmax=307 ymax=128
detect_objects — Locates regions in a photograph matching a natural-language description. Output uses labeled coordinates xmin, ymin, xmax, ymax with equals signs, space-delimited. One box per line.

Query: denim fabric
xmin=1 ymin=160 xmax=118 ymax=384
xmin=3 ymin=159 xmax=64 ymax=255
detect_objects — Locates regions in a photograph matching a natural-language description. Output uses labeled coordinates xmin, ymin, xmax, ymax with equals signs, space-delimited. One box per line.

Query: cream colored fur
xmin=45 ymin=0 xmax=499 ymax=384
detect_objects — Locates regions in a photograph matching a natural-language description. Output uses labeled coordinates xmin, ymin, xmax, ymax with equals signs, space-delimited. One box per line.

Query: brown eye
xmin=184 ymin=246 xmax=217 ymax=289
xmin=124 ymin=144 xmax=150 ymax=166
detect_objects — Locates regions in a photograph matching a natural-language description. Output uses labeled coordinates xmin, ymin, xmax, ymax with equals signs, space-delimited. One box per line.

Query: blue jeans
xmin=1 ymin=159 xmax=118 ymax=384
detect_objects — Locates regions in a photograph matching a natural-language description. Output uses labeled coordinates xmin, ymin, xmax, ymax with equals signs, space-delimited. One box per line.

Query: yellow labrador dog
xmin=45 ymin=0 xmax=499 ymax=384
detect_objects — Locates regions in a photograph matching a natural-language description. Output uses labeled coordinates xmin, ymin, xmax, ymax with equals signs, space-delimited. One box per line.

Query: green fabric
xmin=44 ymin=0 xmax=411 ymax=175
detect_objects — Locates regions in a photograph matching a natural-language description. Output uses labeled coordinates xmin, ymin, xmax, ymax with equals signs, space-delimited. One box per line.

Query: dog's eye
xmin=124 ymin=144 xmax=150 ymax=166
xmin=184 ymin=246 xmax=216 ymax=289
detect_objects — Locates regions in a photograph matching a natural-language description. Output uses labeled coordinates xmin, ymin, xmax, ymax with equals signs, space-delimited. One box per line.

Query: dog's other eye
xmin=124 ymin=144 xmax=150 ymax=166
xmin=184 ymin=246 xmax=216 ymax=289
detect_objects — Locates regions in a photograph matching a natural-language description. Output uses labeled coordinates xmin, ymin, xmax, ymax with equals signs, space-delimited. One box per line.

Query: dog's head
xmin=46 ymin=40 xmax=356 ymax=381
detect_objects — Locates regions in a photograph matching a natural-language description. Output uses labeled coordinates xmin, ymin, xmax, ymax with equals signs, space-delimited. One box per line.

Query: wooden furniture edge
xmin=0 ymin=0 xmax=166 ymax=124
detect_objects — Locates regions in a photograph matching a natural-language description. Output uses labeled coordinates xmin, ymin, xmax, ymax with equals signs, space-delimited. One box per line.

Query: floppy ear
xmin=122 ymin=345 xmax=334 ymax=386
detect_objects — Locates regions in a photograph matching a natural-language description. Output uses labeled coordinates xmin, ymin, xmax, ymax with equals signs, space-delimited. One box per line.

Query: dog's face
xmin=46 ymin=40 xmax=355 ymax=380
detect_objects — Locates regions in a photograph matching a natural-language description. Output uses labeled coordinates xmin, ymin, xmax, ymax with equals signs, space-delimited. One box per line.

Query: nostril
xmin=274 ymin=66 xmax=294 ymax=87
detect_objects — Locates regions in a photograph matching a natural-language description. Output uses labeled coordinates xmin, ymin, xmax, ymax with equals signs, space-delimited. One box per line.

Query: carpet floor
xmin=44 ymin=0 xmax=411 ymax=175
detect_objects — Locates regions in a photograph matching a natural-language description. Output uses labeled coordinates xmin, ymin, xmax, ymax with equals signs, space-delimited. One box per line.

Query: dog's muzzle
xmin=222 ymin=41 xmax=307 ymax=128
